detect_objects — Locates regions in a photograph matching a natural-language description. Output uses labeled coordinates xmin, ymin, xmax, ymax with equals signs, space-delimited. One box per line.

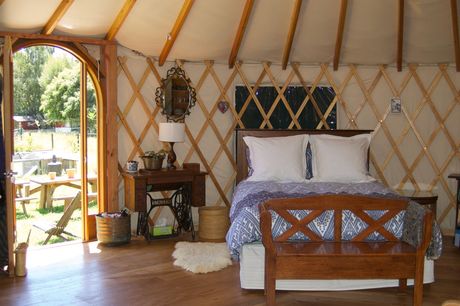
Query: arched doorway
xmin=1 ymin=39 xmax=107 ymax=256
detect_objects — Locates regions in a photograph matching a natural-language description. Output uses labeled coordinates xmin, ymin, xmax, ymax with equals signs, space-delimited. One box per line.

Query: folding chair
xmin=33 ymin=191 xmax=81 ymax=244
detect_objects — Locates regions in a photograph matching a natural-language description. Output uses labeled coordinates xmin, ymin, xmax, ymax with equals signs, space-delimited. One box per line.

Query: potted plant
xmin=141 ymin=150 xmax=166 ymax=170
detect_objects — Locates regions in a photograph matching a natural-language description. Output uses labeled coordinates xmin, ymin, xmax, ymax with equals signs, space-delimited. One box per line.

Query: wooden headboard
xmin=235 ymin=129 xmax=373 ymax=184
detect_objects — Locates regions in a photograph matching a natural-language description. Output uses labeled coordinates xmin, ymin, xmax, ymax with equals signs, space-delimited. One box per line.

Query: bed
xmin=226 ymin=128 xmax=442 ymax=291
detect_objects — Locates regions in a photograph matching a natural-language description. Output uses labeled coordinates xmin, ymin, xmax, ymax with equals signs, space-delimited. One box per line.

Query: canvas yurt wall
xmin=116 ymin=47 xmax=460 ymax=234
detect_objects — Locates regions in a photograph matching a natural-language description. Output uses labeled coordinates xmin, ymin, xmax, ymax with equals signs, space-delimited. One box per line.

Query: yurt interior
xmin=0 ymin=0 xmax=459 ymax=305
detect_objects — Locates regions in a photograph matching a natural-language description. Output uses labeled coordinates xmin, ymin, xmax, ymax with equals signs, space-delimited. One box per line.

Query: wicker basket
xmin=198 ymin=206 xmax=229 ymax=242
xmin=96 ymin=214 xmax=131 ymax=245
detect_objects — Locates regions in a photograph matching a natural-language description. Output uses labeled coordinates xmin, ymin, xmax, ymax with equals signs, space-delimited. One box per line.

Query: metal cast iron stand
xmin=137 ymin=187 xmax=195 ymax=240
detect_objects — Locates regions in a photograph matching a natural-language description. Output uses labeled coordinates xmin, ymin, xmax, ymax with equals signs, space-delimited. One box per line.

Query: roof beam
xmin=282 ymin=0 xmax=303 ymax=70
xmin=0 ymin=31 xmax=113 ymax=45
xmin=451 ymin=0 xmax=460 ymax=71
xmin=105 ymin=0 xmax=137 ymax=40
xmin=228 ymin=0 xmax=254 ymax=69
xmin=397 ymin=0 xmax=404 ymax=71
xmin=41 ymin=0 xmax=74 ymax=35
xmin=158 ymin=0 xmax=195 ymax=66
xmin=333 ymin=0 xmax=348 ymax=71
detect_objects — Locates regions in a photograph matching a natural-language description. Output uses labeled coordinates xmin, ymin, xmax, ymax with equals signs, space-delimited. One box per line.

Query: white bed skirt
xmin=240 ymin=242 xmax=434 ymax=291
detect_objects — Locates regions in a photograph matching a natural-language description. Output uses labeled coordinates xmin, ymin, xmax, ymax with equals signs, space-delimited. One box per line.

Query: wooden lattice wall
xmin=117 ymin=52 xmax=460 ymax=233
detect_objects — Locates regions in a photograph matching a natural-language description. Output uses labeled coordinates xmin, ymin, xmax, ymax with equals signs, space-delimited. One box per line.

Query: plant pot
xmin=141 ymin=156 xmax=164 ymax=170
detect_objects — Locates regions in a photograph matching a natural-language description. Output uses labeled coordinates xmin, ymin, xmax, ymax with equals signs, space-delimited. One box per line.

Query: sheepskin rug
xmin=172 ymin=241 xmax=232 ymax=274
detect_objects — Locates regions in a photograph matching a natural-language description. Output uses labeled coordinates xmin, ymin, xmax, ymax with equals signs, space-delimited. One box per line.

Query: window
xmin=235 ymin=85 xmax=336 ymax=129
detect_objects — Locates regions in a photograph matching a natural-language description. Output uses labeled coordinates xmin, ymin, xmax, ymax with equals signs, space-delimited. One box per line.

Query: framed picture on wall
xmin=391 ymin=97 xmax=401 ymax=113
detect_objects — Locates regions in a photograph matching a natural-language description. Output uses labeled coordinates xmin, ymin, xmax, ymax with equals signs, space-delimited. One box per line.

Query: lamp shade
xmin=159 ymin=122 xmax=185 ymax=143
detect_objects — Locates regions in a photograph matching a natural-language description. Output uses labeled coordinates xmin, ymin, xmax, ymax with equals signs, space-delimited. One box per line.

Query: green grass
xmin=16 ymin=198 xmax=97 ymax=247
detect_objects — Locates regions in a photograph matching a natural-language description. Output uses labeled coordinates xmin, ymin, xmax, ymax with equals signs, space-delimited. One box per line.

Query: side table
xmin=122 ymin=163 xmax=207 ymax=240
xmin=396 ymin=189 xmax=438 ymax=219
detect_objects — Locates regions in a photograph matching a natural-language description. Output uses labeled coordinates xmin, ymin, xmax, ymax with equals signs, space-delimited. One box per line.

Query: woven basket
xmin=96 ymin=214 xmax=131 ymax=245
xmin=198 ymin=206 xmax=229 ymax=242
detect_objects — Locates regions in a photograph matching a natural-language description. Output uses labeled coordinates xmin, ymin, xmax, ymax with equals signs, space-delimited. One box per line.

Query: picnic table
xmin=29 ymin=174 xmax=97 ymax=209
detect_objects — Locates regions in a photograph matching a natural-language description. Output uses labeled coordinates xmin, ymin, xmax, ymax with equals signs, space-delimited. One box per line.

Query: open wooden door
xmin=1 ymin=36 xmax=16 ymax=276
xmin=80 ymin=62 xmax=98 ymax=241
xmin=0 ymin=37 xmax=116 ymax=254
xmin=0 ymin=40 xmax=6 ymax=273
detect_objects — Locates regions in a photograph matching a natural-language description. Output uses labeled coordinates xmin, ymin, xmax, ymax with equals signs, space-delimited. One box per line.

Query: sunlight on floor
xmin=88 ymin=241 xmax=102 ymax=254
xmin=27 ymin=241 xmax=101 ymax=268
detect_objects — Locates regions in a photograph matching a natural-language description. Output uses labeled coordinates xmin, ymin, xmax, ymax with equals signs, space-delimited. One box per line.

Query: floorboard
xmin=0 ymin=235 xmax=459 ymax=306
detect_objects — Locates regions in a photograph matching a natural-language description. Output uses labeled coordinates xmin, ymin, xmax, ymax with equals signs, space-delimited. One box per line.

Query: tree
xmin=13 ymin=46 xmax=54 ymax=116
xmin=40 ymin=65 xmax=97 ymax=130
xmin=39 ymin=54 xmax=74 ymax=89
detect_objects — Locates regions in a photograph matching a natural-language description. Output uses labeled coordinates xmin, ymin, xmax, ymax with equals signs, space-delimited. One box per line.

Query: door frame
xmin=2 ymin=36 xmax=15 ymax=276
xmin=1 ymin=37 xmax=112 ymax=274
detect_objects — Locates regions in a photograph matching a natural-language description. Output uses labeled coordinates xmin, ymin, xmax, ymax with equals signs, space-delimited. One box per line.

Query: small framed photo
xmin=391 ymin=97 xmax=401 ymax=113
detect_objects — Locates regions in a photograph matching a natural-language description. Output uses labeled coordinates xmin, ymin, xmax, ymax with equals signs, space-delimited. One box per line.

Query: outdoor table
xmin=29 ymin=175 xmax=97 ymax=209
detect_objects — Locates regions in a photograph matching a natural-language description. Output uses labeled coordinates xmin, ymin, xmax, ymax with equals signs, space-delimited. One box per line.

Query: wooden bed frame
xmin=234 ymin=128 xmax=433 ymax=306
xmin=235 ymin=128 xmax=372 ymax=184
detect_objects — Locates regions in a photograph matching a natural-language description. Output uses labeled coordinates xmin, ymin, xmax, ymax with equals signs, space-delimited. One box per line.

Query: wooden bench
xmin=259 ymin=194 xmax=433 ymax=306
xmin=15 ymin=196 xmax=38 ymax=216
xmin=14 ymin=181 xmax=39 ymax=216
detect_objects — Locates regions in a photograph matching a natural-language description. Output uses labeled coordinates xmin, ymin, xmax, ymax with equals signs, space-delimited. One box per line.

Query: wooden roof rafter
xmin=41 ymin=0 xmax=74 ymax=35
xmin=450 ymin=0 xmax=460 ymax=71
xmin=397 ymin=0 xmax=405 ymax=72
xmin=158 ymin=0 xmax=195 ymax=66
xmin=228 ymin=0 xmax=254 ymax=69
xmin=282 ymin=0 xmax=303 ymax=70
xmin=333 ymin=0 xmax=348 ymax=71
xmin=105 ymin=0 xmax=137 ymax=40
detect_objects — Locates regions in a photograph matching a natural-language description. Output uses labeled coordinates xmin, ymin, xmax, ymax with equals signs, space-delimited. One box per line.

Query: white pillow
xmin=244 ymin=134 xmax=309 ymax=182
xmin=310 ymin=133 xmax=375 ymax=183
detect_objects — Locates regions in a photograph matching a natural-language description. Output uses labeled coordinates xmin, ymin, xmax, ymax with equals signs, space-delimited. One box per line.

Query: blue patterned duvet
xmin=226 ymin=180 xmax=442 ymax=260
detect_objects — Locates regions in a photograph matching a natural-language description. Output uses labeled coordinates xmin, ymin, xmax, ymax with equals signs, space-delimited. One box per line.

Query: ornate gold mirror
xmin=155 ymin=66 xmax=196 ymax=122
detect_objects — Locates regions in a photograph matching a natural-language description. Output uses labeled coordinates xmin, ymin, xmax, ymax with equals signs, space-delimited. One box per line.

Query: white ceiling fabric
xmin=0 ymin=0 xmax=458 ymax=66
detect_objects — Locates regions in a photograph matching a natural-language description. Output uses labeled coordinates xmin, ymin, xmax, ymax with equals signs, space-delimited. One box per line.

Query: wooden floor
xmin=0 ymin=236 xmax=459 ymax=306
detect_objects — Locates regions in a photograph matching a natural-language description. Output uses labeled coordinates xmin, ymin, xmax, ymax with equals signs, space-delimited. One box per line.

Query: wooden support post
xmin=101 ymin=44 xmax=119 ymax=212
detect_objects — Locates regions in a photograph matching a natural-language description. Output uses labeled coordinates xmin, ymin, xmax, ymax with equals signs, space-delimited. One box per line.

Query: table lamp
xmin=159 ymin=122 xmax=185 ymax=169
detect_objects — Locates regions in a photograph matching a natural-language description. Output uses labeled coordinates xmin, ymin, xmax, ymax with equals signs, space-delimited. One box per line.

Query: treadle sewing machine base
xmin=138 ymin=188 xmax=195 ymax=240
xmin=122 ymin=164 xmax=206 ymax=241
